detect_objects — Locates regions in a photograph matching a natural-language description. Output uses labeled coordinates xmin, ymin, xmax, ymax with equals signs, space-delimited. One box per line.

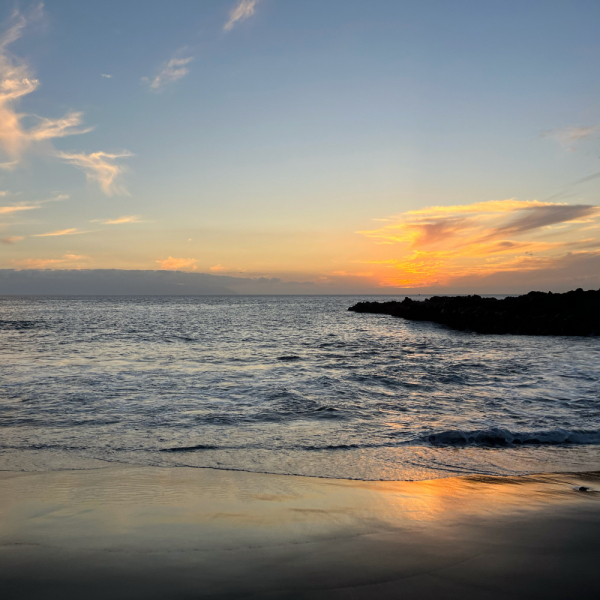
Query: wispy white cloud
xmin=0 ymin=6 xmax=33 ymax=52
xmin=57 ymin=151 xmax=133 ymax=195
xmin=143 ymin=56 xmax=193 ymax=91
xmin=0 ymin=194 xmax=67 ymax=217
xmin=224 ymin=0 xmax=261 ymax=31
xmin=0 ymin=6 xmax=92 ymax=165
xmin=39 ymin=193 xmax=69 ymax=204
xmin=101 ymin=73 xmax=112 ymax=78
xmin=33 ymin=228 xmax=89 ymax=237
xmin=542 ymin=125 xmax=597 ymax=150
xmin=26 ymin=112 xmax=92 ymax=141
xmin=1 ymin=235 xmax=23 ymax=244
xmin=0 ymin=7 xmax=128 ymax=189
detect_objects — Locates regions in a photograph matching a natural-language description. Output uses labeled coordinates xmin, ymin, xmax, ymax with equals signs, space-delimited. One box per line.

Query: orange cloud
xmin=209 ymin=264 xmax=227 ymax=272
xmin=12 ymin=253 xmax=87 ymax=269
xmin=156 ymin=257 xmax=197 ymax=270
xmin=330 ymin=270 xmax=374 ymax=277
xmin=360 ymin=199 xmax=600 ymax=288
xmin=101 ymin=215 xmax=141 ymax=224
xmin=1 ymin=235 xmax=23 ymax=244
xmin=33 ymin=228 xmax=88 ymax=237
xmin=63 ymin=254 xmax=87 ymax=260
xmin=0 ymin=204 xmax=36 ymax=214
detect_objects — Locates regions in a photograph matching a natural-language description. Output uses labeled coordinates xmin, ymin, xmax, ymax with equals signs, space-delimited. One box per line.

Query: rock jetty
xmin=348 ymin=289 xmax=600 ymax=335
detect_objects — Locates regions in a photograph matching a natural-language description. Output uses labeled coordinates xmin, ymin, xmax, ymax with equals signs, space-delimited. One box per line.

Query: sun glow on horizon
xmin=359 ymin=199 xmax=600 ymax=288
xmin=0 ymin=2 xmax=599 ymax=293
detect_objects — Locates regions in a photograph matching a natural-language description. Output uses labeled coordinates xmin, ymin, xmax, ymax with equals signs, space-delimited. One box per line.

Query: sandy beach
xmin=0 ymin=466 xmax=598 ymax=599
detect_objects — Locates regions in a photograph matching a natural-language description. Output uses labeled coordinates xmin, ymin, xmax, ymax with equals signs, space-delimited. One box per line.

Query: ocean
xmin=1 ymin=295 xmax=599 ymax=480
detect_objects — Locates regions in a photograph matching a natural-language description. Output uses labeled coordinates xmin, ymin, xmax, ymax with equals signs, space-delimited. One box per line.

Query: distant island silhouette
xmin=349 ymin=289 xmax=600 ymax=336
xmin=0 ymin=269 xmax=290 ymax=296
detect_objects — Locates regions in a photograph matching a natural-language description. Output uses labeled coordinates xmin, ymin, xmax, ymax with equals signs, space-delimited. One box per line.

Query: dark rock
xmin=348 ymin=289 xmax=600 ymax=336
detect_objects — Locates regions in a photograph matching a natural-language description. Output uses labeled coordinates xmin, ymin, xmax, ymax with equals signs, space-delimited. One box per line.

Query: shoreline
xmin=2 ymin=455 xmax=600 ymax=483
xmin=1 ymin=465 xmax=599 ymax=599
xmin=4 ymin=441 xmax=600 ymax=482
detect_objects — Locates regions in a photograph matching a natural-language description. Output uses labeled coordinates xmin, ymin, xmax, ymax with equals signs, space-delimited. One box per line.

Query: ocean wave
xmin=160 ymin=444 xmax=218 ymax=452
xmin=302 ymin=443 xmax=362 ymax=451
xmin=0 ymin=320 xmax=44 ymax=330
xmin=424 ymin=428 xmax=600 ymax=447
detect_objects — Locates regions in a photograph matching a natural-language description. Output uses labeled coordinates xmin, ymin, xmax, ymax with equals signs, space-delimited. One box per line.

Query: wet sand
xmin=0 ymin=466 xmax=599 ymax=599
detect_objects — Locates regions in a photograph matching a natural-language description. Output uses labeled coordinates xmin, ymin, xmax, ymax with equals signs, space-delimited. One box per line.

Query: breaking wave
xmin=425 ymin=428 xmax=600 ymax=447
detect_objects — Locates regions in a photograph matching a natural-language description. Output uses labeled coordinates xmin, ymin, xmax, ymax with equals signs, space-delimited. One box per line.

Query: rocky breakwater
xmin=348 ymin=289 xmax=600 ymax=335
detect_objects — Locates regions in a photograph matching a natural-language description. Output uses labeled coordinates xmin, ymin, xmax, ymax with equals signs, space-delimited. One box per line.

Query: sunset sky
xmin=0 ymin=0 xmax=599 ymax=293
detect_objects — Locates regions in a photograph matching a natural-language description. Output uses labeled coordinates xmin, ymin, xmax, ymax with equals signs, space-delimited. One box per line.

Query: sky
xmin=0 ymin=0 xmax=599 ymax=293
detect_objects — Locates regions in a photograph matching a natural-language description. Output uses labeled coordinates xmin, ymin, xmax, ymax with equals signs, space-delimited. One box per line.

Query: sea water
xmin=1 ymin=295 xmax=599 ymax=480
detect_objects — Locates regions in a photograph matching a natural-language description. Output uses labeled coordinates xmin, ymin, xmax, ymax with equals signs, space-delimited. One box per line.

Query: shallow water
xmin=1 ymin=295 xmax=599 ymax=480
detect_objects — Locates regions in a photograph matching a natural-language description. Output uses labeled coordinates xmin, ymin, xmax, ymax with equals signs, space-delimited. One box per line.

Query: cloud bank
xmin=0 ymin=269 xmax=236 ymax=295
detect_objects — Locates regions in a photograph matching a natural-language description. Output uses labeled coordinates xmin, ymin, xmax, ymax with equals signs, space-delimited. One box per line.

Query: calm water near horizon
xmin=1 ymin=295 xmax=599 ymax=480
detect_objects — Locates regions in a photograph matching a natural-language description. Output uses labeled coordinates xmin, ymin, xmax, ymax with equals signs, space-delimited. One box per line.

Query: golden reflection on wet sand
xmin=0 ymin=467 xmax=599 ymax=599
